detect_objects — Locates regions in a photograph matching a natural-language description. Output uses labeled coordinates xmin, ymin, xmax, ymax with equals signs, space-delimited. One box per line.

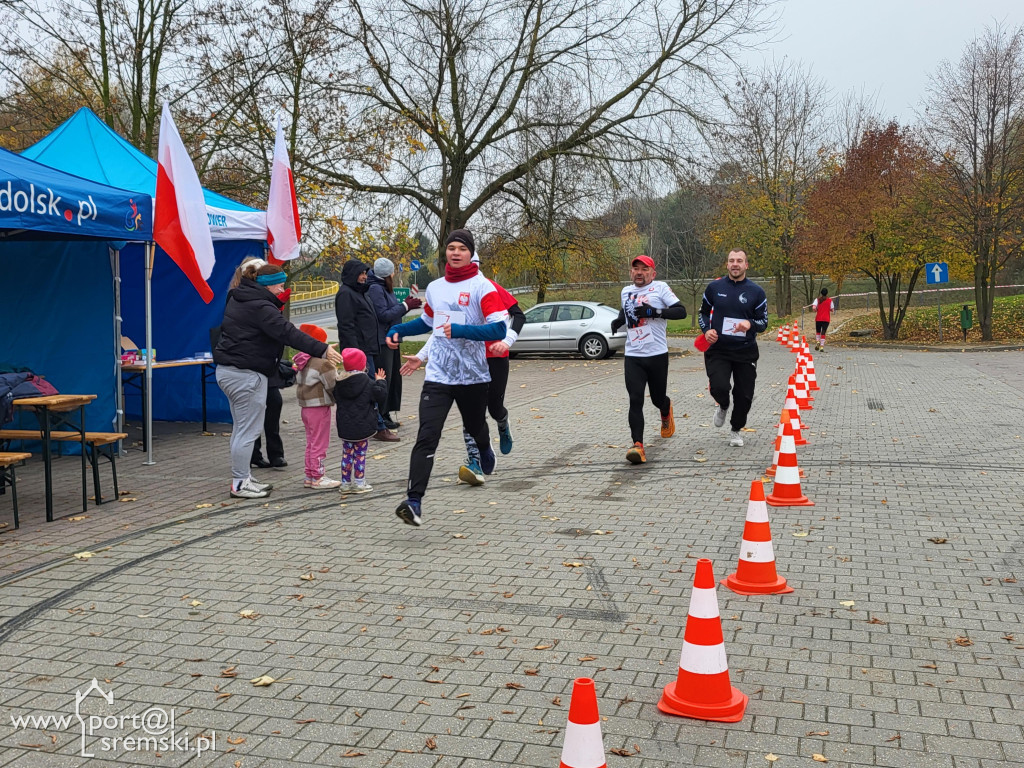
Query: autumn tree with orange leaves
xmin=800 ymin=123 xmax=954 ymax=339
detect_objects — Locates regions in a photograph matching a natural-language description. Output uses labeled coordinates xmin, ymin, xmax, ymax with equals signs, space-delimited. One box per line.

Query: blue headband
xmin=255 ymin=272 xmax=287 ymax=286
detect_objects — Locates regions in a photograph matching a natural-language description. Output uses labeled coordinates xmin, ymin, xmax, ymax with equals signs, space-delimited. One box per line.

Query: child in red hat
xmin=294 ymin=324 xmax=342 ymax=489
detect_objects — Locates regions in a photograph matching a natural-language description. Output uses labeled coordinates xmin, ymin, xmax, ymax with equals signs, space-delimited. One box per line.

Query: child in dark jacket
xmin=334 ymin=348 xmax=388 ymax=494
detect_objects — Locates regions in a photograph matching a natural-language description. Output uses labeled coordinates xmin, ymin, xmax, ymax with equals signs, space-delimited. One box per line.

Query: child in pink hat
xmin=333 ymin=347 xmax=388 ymax=494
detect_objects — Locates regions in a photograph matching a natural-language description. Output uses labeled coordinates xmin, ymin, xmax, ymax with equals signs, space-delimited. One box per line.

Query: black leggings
xmin=624 ymin=353 xmax=671 ymax=444
xmin=487 ymin=356 xmax=510 ymax=423
xmin=815 ymin=321 xmax=829 ymax=335
xmin=408 ymin=381 xmax=490 ymax=499
xmin=252 ymin=385 xmax=283 ymax=462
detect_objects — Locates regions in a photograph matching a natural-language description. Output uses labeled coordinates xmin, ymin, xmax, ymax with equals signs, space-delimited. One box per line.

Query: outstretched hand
xmin=375 ymin=367 xmax=387 ymax=380
xmin=386 ymin=332 xmax=401 ymax=349
xmin=325 ymin=346 xmax=343 ymax=365
xmin=399 ymin=355 xmax=423 ymax=376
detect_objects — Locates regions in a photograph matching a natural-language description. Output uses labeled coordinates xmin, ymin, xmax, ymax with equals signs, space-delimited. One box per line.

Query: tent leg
xmin=144 ymin=242 xmax=155 ymax=465
xmin=112 ymin=247 xmax=126 ymax=457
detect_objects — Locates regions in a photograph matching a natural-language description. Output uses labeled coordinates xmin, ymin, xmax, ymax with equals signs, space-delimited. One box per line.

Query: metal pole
xmin=937 ymin=296 xmax=942 ymax=342
xmin=144 ymin=241 xmax=155 ymax=465
xmin=112 ymin=248 xmax=126 ymax=457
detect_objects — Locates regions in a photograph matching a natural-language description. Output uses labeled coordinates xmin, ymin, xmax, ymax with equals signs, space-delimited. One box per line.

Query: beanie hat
xmin=342 ymin=347 xmax=366 ymax=372
xmin=373 ymin=258 xmax=395 ymax=278
xmin=445 ymin=228 xmax=475 ymax=255
xmin=299 ymin=323 xmax=328 ymax=343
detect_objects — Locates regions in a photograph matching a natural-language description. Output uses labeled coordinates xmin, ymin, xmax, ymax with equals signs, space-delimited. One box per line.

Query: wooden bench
xmin=0 ymin=431 xmax=128 ymax=506
xmin=0 ymin=452 xmax=32 ymax=529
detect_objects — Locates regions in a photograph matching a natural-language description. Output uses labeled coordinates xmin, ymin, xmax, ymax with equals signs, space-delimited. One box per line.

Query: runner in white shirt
xmin=609 ymin=254 xmax=688 ymax=464
xmin=384 ymin=229 xmax=509 ymax=526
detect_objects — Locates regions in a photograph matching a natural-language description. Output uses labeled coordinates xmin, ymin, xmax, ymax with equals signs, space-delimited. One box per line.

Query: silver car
xmin=511 ymin=301 xmax=626 ymax=360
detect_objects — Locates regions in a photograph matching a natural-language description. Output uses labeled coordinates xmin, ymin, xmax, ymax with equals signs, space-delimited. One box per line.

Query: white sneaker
xmin=713 ymin=406 xmax=727 ymax=428
xmin=339 ymin=482 xmax=353 ymax=495
xmin=230 ymin=478 xmax=270 ymax=498
xmin=350 ymin=483 xmax=373 ymax=494
xmin=249 ymin=477 xmax=273 ymax=491
xmin=305 ymin=475 xmax=342 ymax=490
xmin=729 ymin=431 xmax=744 ymax=447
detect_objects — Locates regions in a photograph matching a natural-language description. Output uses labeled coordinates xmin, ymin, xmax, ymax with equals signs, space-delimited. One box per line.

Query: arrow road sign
xmin=925 ymin=262 xmax=949 ymax=285
xmin=410 ymin=259 xmax=421 ymax=271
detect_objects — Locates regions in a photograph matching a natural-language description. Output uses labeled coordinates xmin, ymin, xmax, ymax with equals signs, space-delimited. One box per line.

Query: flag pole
xmin=112 ymin=247 xmax=126 ymax=457
xmin=144 ymin=241 xmax=155 ymax=465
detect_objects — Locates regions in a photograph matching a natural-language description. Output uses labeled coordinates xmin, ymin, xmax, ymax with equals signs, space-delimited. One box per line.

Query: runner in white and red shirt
xmin=812 ymin=288 xmax=835 ymax=350
xmin=407 ymin=254 xmax=525 ymax=481
xmin=385 ymin=229 xmax=509 ymax=527
xmin=609 ymin=254 xmax=688 ymax=465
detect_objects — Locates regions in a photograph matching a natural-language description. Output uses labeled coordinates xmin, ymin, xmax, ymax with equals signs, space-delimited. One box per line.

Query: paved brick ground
xmin=0 ymin=343 xmax=1022 ymax=767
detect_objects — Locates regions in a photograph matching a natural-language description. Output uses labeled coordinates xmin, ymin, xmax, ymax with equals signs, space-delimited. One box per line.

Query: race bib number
xmin=433 ymin=309 xmax=466 ymax=335
xmin=722 ymin=316 xmax=748 ymax=337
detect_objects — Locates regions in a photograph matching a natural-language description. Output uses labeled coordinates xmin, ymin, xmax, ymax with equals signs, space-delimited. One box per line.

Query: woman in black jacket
xmin=335 ymin=259 xmax=395 ymax=441
xmin=215 ymin=263 xmax=343 ymax=499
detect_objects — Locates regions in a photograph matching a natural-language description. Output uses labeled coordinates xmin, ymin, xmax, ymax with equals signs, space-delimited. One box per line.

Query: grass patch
xmin=841 ymin=293 xmax=1024 ymax=343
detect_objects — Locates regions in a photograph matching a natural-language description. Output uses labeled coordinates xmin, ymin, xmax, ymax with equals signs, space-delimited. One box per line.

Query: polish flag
xmin=154 ymin=103 xmax=215 ymax=303
xmin=266 ymin=115 xmax=301 ymax=263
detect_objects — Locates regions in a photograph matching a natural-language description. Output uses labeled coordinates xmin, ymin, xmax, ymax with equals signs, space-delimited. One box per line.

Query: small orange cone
xmin=789 ymin=331 xmax=802 ymax=353
xmin=559 ymin=678 xmax=606 ymax=768
xmin=723 ymin=481 xmax=794 ymax=595
xmin=658 ymin=559 xmax=748 ymax=722
xmin=783 ymin=389 xmax=806 ymax=430
xmin=795 ymin=371 xmax=814 ymax=404
xmin=788 ymin=375 xmax=812 ymax=410
xmin=766 ymin=433 xmax=814 ymax=507
xmin=767 ymin=412 xmax=806 ymax=475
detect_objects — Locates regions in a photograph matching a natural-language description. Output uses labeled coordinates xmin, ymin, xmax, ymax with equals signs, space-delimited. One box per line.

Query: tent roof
xmin=0 ymin=145 xmax=153 ymax=241
xmin=23 ymin=108 xmax=266 ymax=241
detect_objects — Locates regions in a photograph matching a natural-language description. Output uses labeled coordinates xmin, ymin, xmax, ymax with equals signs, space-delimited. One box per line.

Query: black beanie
xmin=446 ymin=228 xmax=475 ymax=256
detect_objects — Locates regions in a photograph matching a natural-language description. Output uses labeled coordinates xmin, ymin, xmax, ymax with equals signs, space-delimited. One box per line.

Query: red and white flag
xmin=154 ymin=103 xmax=215 ymax=303
xmin=266 ymin=115 xmax=301 ymax=263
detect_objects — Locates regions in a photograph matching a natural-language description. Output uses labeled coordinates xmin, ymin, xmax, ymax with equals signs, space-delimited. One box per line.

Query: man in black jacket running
xmin=698 ymin=250 xmax=769 ymax=447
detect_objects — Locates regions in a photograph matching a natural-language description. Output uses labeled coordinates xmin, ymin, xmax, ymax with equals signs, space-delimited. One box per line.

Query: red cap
xmin=299 ymin=323 xmax=328 ymax=343
xmin=631 ymin=254 xmax=655 ymax=269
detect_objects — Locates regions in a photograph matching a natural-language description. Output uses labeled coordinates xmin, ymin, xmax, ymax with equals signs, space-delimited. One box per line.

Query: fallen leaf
xmin=928 ymin=537 xmax=948 ymax=544
xmin=505 ymin=682 xmax=523 ymax=689
xmin=425 ymin=737 xmax=437 ymax=750
xmin=953 ymin=636 xmax=973 ymax=647
xmin=793 ymin=532 xmax=809 ymax=538
xmin=812 ymin=755 xmax=828 ymax=763
xmin=299 ymin=573 xmax=315 ymax=581
xmin=226 ymin=737 xmax=246 ymax=745
xmin=839 ymin=600 xmax=855 ymax=607
xmin=693 ymin=454 xmax=708 ymax=462
xmin=562 ymin=562 xmax=584 ymax=567
xmin=341 ymin=750 xmax=366 ymax=758
xmin=765 ymin=755 xmax=779 ymax=763
xmin=250 ymin=675 xmax=276 ymax=686
xmin=578 ymin=655 xmax=597 ymax=662
xmin=452 ymin=533 xmax=466 ymax=539
xmin=73 ymin=551 xmax=94 ymax=559
xmin=195 ymin=503 xmax=214 ymax=509
xmin=534 ymin=644 xmax=552 ymax=650
xmin=238 ymin=610 xmax=259 ymax=619
xmin=807 ymin=730 xmax=830 ymax=736
xmin=190 ymin=600 xmax=203 ymax=607
xmin=67 ymin=515 xmax=89 ymax=521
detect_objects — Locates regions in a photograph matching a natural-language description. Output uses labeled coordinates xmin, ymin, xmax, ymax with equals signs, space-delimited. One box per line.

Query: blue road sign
xmin=926 ymin=262 xmax=949 ymax=285
xmin=398 ymin=262 xmax=404 ymax=272
xmin=410 ymin=259 xmax=421 ymax=271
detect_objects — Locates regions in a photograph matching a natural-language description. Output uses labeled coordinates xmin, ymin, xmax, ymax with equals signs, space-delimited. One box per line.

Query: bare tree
xmin=711 ymin=58 xmax=831 ymax=315
xmin=0 ymin=0 xmax=196 ymax=155
xmin=922 ymin=23 xmax=1024 ymax=340
xmin=315 ymin=0 xmax=773 ymax=269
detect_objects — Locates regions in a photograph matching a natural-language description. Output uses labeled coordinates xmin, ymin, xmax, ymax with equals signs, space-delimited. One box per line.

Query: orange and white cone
xmin=559 ymin=678 xmax=606 ymax=768
xmin=766 ymin=433 xmax=814 ymax=507
xmin=658 ymin=558 xmax=748 ymax=722
xmin=723 ymin=480 xmax=794 ymax=595
xmin=776 ymin=325 xmax=786 ymax=343
xmin=789 ymin=331 xmax=802 ymax=353
xmin=783 ymin=389 xmax=807 ymax=430
xmin=804 ymin=357 xmax=820 ymax=391
xmin=788 ymin=375 xmax=813 ymax=410
xmin=779 ymin=323 xmax=793 ymax=346
xmin=767 ymin=411 xmax=806 ymax=476
xmin=795 ymin=371 xmax=814 ymax=404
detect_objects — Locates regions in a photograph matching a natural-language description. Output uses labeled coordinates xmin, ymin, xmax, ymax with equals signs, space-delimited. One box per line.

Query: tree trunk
xmin=537 ymin=285 xmax=547 ymax=303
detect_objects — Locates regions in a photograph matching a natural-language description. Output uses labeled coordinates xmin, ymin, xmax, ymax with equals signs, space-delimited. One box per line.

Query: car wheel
xmin=580 ymin=334 xmax=608 ymax=360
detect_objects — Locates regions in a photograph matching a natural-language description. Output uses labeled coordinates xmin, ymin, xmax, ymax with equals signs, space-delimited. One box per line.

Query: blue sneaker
xmin=395 ymin=498 xmax=422 ymax=526
xmin=458 ymin=460 xmax=485 ymax=486
xmin=498 ymin=421 xmax=514 ymax=454
xmin=480 ymin=445 xmax=496 ymax=475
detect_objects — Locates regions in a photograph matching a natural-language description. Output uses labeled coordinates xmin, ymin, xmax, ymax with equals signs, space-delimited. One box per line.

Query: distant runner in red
xmin=812 ymin=288 xmax=835 ymax=351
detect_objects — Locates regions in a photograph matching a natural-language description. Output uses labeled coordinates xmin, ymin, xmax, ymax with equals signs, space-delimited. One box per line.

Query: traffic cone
xmin=559 ymin=678 xmax=606 ymax=768
xmin=766 ymin=433 xmax=814 ymax=507
xmin=782 ymin=391 xmax=806 ymax=434
xmin=789 ymin=331 xmax=801 ymax=353
xmin=804 ymin=357 xmax=820 ymax=391
xmin=788 ymin=375 xmax=812 ymax=410
xmin=658 ymin=559 xmax=748 ymax=722
xmin=779 ymin=322 xmax=792 ymax=346
xmin=795 ymin=371 xmax=814 ymax=403
xmin=767 ymin=412 xmax=806 ymax=477
xmin=776 ymin=325 xmax=786 ymax=343
xmin=723 ymin=481 xmax=794 ymax=595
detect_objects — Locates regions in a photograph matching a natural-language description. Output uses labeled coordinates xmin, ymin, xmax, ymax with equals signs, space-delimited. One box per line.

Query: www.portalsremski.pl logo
xmin=9 ymin=679 xmax=217 ymax=758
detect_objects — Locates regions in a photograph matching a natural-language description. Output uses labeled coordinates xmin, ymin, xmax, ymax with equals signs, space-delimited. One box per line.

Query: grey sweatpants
xmin=216 ymin=365 xmax=268 ymax=482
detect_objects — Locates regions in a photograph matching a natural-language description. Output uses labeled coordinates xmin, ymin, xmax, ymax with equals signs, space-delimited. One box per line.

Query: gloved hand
xmin=636 ymin=306 xmax=661 ymax=318
xmin=404 ymin=296 xmax=423 ymax=310
xmin=610 ymin=317 xmax=624 ymax=334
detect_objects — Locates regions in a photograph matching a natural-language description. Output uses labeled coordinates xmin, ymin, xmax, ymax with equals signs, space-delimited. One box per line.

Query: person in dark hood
xmin=215 ymin=262 xmax=343 ymax=499
xmin=335 ymin=259 xmax=395 ymax=441
xmin=366 ymin=257 xmax=423 ymax=430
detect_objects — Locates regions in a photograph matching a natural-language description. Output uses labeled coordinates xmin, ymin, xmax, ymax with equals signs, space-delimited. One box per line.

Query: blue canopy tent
xmin=0 ymin=146 xmax=153 ymax=437
xmin=22 ymin=108 xmax=268 ymax=446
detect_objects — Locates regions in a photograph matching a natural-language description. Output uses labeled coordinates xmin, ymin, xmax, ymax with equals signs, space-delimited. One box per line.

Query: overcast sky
xmin=744 ymin=0 xmax=1024 ymax=122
